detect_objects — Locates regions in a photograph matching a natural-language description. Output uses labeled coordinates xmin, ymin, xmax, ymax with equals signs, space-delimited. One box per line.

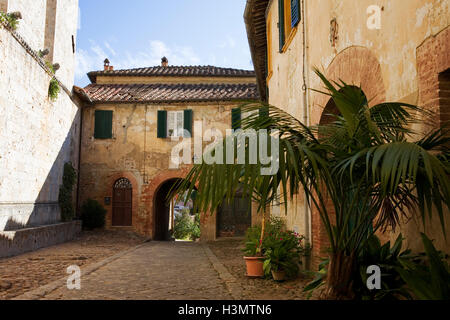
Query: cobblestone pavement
xmin=208 ymin=239 xmax=318 ymax=300
xmin=42 ymin=241 xmax=233 ymax=300
xmin=0 ymin=230 xmax=147 ymax=300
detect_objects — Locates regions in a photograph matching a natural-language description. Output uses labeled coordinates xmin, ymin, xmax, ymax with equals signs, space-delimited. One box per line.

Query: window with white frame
xmin=167 ymin=111 xmax=184 ymax=137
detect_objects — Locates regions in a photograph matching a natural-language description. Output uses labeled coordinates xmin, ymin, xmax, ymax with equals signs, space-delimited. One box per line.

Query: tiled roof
xmin=87 ymin=66 xmax=256 ymax=83
xmin=80 ymin=83 xmax=259 ymax=104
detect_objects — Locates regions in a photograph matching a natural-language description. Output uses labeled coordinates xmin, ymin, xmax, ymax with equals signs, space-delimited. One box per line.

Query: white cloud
xmin=75 ymin=39 xmax=202 ymax=83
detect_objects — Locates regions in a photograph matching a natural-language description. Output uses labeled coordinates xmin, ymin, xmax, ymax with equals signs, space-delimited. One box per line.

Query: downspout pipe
xmin=301 ymin=0 xmax=312 ymax=243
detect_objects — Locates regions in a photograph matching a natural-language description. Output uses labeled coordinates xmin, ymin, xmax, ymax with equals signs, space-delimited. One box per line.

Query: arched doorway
xmin=154 ymin=178 xmax=197 ymax=241
xmin=112 ymin=178 xmax=133 ymax=226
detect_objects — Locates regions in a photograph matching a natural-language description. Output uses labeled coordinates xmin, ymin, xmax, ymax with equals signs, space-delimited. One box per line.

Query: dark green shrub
xmin=58 ymin=162 xmax=77 ymax=222
xmin=80 ymin=199 xmax=106 ymax=230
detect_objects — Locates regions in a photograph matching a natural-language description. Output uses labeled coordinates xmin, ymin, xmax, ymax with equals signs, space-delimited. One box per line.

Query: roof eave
xmin=244 ymin=0 xmax=269 ymax=102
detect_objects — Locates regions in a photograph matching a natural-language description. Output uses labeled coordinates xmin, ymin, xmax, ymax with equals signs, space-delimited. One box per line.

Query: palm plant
xmin=174 ymin=69 xmax=450 ymax=299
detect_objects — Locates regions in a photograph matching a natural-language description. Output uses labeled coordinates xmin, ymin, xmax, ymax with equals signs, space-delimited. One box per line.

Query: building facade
xmin=76 ymin=60 xmax=260 ymax=241
xmin=0 ymin=0 xmax=81 ymax=257
xmin=245 ymin=0 xmax=450 ymax=262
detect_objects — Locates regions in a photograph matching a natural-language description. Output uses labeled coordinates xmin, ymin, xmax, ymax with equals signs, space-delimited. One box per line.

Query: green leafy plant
xmin=58 ymin=162 xmax=77 ymax=222
xmin=242 ymin=225 xmax=263 ymax=257
xmin=303 ymin=234 xmax=420 ymax=300
xmin=45 ymin=62 xmax=60 ymax=101
xmin=242 ymin=217 xmax=287 ymax=257
xmin=0 ymin=12 xmax=20 ymax=30
xmin=397 ymin=233 xmax=450 ymax=300
xmin=48 ymin=78 xmax=60 ymax=100
xmin=263 ymin=230 xmax=304 ymax=279
xmin=174 ymin=69 xmax=450 ymax=299
xmin=80 ymin=199 xmax=106 ymax=230
xmin=173 ymin=210 xmax=200 ymax=241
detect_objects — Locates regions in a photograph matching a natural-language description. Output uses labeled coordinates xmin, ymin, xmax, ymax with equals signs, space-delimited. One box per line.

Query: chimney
xmin=161 ymin=57 xmax=168 ymax=67
xmin=104 ymin=58 xmax=114 ymax=71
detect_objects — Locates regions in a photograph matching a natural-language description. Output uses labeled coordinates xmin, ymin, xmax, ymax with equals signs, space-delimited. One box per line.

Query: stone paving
xmin=0 ymin=230 xmax=147 ymax=300
xmin=41 ymin=241 xmax=233 ymax=300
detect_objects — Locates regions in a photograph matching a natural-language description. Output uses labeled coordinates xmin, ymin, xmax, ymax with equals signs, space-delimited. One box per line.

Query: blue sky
xmin=75 ymin=0 xmax=253 ymax=87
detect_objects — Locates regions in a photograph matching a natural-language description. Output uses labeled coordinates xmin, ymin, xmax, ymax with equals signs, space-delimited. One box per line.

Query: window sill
xmin=281 ymin=26 xmax=298 ymax=53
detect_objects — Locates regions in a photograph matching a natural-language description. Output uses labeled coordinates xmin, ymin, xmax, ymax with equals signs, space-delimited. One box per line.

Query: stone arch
xmin=311 ymin=46 xmax=386 ymax=126
xmin=142 ymin=168 xmax=191 ymax=238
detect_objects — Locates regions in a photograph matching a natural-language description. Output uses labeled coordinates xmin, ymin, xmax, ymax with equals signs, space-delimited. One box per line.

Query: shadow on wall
xmin=0 ymin=109 xmax=81 ymax=233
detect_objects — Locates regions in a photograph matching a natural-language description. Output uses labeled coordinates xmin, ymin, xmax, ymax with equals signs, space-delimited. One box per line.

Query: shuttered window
xmin=94 ymin=110 xmax=113 ymax=139
xmin=278 ymin=0 xmax=285 ymax=52
xmin=232 ymin=108 xmax=241 ymax=130
xmin=157 ymin=110 xmax=167 ymax=138
xmin=184 ymin=109 xmax=193 ymax=137
xmin=278 ymin=0 xmax=300 ymax=53
xmin=157 ymin=110 xmax=193 ymax=138
xmin=291 ymin=0 xmax=301 ymax=28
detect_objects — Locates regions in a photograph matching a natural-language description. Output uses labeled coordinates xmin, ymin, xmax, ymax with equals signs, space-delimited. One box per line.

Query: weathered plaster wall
xmin=0 ymin=24 xmax=80 ymax=231
xmin=79 ymin=102 xmax=240 ymax=239
xmin=265 ymin=0 xmax=450 ymax=255
xmin=52 ymin=0 xmax=78 ymax=88
xmin=6 ymin=0 xmax=47 ymax=50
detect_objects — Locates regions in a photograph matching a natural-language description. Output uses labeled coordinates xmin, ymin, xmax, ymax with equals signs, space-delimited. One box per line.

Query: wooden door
xmin=217 ymin=196 xmax=251 ymax=237
xmin=112 ymin=178 xmax=132 ymax=226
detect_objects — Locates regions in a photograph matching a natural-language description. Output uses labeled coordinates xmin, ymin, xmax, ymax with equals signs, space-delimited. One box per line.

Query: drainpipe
xmin=301 ymin=0 xmax=312 ymax=243
xmin=75 ymin=106 xmax=83 ymax=218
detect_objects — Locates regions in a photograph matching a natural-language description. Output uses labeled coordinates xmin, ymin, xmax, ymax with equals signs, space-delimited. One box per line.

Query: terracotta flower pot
xmin=271 ymin=270 xmax=286 ymax=281
xmin=244 ymin=256 xmax=264 ymax=277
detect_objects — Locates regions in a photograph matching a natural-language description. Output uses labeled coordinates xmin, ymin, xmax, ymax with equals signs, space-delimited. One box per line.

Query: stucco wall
xmin=52 ymin=0 xmax=78 ymax=88
xmin=0 ymin=25 xmax=80 ymax=231
xmin=79 ymin=102 xmax=240 ymax=239
xmin=6 ymin=0 xmax=47 ymax=50
xmin=265 ymin=0 xmax=450 ymax=254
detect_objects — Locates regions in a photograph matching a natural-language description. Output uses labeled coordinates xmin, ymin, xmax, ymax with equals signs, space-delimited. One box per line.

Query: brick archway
xmin=417 ymin=26 xmax=450 ymax=129
xmin=311 ymin=46 xmax=386 ymax=126
xmin=142 ymin=168 xmax=191 ymax=238
xmin=310 ymin=46 xmax=385 ymax=266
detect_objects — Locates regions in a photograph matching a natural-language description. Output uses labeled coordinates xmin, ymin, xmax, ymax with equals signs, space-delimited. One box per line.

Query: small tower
xmin=161 ymin=57 xmax=168 ymax=67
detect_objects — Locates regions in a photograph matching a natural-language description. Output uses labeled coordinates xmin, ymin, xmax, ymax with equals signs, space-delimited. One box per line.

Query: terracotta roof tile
xmin=88 ymin=65 xmax=256 ymax=83
xmin=82 ymin=83 xmax=259 ymax=104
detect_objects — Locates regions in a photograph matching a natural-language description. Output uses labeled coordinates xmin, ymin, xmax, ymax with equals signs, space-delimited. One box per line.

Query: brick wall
xmin=439 ymin=70 xmax=450 ymax=128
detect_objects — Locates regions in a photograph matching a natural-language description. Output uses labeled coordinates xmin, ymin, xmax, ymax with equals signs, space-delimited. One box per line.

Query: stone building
xmin=244 ymin=0 xmax=450 ymax=263
xmin=75 ymin=59 xmax=260 ymax=241
xmin=0 ymin=0 xmax=81 ymax=257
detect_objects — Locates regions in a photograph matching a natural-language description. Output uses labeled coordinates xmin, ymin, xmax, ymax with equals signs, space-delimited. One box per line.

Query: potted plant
xmin=263 ymin=230 xmax=303 ymax=281
xmin=242 ymin=224 xmax=265 ymax=277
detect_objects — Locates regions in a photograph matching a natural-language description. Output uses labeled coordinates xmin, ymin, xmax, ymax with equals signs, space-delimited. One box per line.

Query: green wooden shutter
xmin=291 ymin=0 xmax=300 ymax=27
xmin=259 ymin=106 xmax=269 ymax=119
xmin=184 ymin=109 xmax=193 ymax=137
xmin=94 ymin=110 xmax=113 ymax=139
xmin=278 ymin=0 xmax=285 ymax=52
xmin=232 ymin=108 xmax=241 ymax=130
xmin=157 ymin=110 xmax=167 ymax=138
